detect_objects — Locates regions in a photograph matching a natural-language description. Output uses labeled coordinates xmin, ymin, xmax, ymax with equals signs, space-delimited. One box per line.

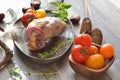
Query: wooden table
xmin=0 ymin=0 xmax=120 ymax=80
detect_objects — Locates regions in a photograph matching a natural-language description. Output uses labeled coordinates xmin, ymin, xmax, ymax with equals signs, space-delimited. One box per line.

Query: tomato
xmin=85 ymin=54 xmax=105 ymax=69
xmin=71 ymin=45 xmax=89 ymax=63
xmin=21 ymin=13 xmax=37 ymax=27
xmin=87 ymin=45 xmax=99 ymax=55
xmin=74 ymin=34 xmax=92 ymax=47
xmin=26 ymin=9 xmax=36 ymax=15
xmin=100 ymin=44 xmax=114 ymax=59
xmin=36 ymin=9 xmax=46 ymax=18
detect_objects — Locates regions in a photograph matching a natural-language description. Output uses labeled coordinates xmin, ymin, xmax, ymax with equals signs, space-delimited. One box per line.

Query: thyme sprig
xmin=38 ymin=38 xmax=73 ymax=58
xmin=38 ymin=41 xmax=64 ymax=58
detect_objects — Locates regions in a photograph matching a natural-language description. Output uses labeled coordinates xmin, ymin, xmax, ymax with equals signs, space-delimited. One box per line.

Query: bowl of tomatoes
xmin=69 ymin=33 xmax=115 ymax=79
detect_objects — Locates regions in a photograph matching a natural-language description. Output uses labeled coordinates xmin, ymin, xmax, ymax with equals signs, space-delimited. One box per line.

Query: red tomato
xmin=71 ymin=45 xmax=89 ymax=63
xmin=74 ymin=34 xmax=92 ymax=47
xmin=21 ymin=13 xmax=37 ymax=27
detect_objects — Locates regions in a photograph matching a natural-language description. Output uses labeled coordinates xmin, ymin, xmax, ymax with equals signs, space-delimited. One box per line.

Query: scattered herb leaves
xmin=50 ymin=1 xmax=72 ymax=21
xmin=10 ymin=66 xmax=57 ymax=80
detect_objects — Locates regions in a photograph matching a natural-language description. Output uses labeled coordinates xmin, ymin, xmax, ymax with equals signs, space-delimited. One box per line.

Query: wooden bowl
xmin=69 ymin=54 xmax=115 ymax=79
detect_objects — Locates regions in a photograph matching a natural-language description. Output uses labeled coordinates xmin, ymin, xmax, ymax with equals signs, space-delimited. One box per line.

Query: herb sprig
xmin=10 ymin=66 xmax=57 ymax=80
xmin=50 ymin=1 xmax=72 ymax=21
xmin=38 ymin=38 xmax=72 ymax=58
xmin=38 ymin=41 xmax=64 ymax=58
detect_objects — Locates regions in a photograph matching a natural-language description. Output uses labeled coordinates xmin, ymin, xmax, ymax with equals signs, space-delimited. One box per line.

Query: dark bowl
xmin=13 ymin=18 xmax=74 ymax=64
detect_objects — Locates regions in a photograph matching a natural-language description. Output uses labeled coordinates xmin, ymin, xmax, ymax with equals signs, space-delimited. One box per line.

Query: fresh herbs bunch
xmin=50 ymin=1 xmax=72 ymax=21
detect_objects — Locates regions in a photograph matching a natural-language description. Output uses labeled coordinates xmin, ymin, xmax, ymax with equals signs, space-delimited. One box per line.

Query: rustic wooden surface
xmin=0 ymin=0 xmax=120 ymax=80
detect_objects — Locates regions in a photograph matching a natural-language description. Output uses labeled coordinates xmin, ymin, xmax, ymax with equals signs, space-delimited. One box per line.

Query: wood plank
xmin=87 ymin=0 xmax=120 ymax=80
xmin=0 ymin=0 xmax=120 ymax=80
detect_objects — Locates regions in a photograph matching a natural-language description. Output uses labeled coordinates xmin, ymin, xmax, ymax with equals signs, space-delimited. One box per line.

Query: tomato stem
xmin=81 ymin=48 xmax=87 ymax=54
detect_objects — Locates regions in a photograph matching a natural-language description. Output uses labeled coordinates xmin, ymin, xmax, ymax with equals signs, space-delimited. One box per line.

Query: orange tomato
xmin=26 ymin=9 xmax=36 ymax=15
xmin=87 ymin=45 xmax=99 ymax=55
xmin=100 ymin=44 xmax=114 ymax=59
xmin=85 ymin=54 xmax=105 ymax=69
xmin=36 ymin=9 xmax=46 ymax=18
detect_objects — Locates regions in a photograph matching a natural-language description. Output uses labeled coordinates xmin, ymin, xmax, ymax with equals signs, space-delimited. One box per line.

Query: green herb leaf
xmin=60 ymin=3 xmax=72 ymax=9
xmin=10 ymin=66 xmax=20 ymax=75
xmin=50 ymin=1 xmax=72 ymax=21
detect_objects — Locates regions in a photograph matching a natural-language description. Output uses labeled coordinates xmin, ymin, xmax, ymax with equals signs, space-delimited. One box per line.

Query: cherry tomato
xmin=26 ymin=9 xmax=36 ymax=15
xmin=100 ymin=44 xmax=114 ymax=59
xmin=85 ymin=54 xmax=105 ymax=69
xmin=74 ymin=34 xmax=92 ymax=47
xmin=87 ymin=45 xmax=99 ymax=55
xmin=36 ymin=9 xmax=46 ymax=18
xmin=71 ymin=45 xmax=88 ymax=63
xmin=21 ymin=13 xmax=37 ymax=27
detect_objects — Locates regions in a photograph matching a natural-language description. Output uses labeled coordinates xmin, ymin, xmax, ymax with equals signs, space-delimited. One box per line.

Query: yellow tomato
xmin=36 ymin=9 xmax=46 ymax=18
xmin=85 ymin=54 xmax=105 ymax=69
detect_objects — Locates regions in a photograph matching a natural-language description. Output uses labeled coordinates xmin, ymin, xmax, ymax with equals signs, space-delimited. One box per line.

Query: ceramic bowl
xmin=69 ymin=54 xmax=115 ymax=79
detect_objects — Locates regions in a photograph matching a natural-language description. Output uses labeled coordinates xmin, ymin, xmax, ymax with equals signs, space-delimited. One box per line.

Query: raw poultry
xmin=26 ymin=17 xmax=67 ymax=50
